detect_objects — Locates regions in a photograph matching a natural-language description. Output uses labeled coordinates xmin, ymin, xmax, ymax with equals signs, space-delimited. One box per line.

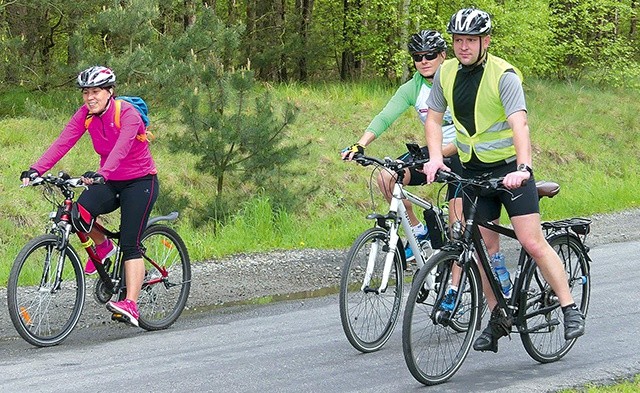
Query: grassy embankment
xmin=0 ymin=78 xmax=638 ymax=287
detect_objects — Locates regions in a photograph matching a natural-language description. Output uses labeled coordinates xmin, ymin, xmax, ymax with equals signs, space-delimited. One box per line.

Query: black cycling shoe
xmin=473 ymin=306 xmax=511 ymax=353
xmin=473 ymin=325 xmax=499 ymax=353
xmin=563 ymin=306 xmax=585 ymax=340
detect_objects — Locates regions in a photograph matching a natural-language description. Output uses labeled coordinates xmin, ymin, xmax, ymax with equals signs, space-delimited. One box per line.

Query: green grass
xmin=558 ymin=374 xmax=640 ymax=392
xmin=0 ymin=78 xmax=639 ymax=288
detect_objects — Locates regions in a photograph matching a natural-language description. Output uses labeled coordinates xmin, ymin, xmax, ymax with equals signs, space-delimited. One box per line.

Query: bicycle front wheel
xmin=137 ymin=225 xmax=191 ymax=331
xmin=7 ymin=234 xmax=85 ymax=347
xmin=339 ymin=227 xmax=403 ymax=353
xmin=402 ymin=250 xmax=481 ymax=385
xmin=520 ymin=233 xmax=590 ymax=363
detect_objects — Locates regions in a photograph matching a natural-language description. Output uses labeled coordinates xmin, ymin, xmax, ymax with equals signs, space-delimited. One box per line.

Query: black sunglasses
xmin=412 ymin=52 xmax=439 ymax=62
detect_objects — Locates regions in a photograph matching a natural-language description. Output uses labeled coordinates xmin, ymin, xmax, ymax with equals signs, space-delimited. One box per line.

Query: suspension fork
xmin=362 ymin=184 xmax=408 ymax=293
xmin=49 ymin=223 xmax=73 ymax=292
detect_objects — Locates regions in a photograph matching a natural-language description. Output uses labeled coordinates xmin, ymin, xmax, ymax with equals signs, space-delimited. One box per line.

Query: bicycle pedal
xmin=111 ymin=313 xmax=124 ymax=321
xmin=111 ymin=312 xmax=137 ymax=327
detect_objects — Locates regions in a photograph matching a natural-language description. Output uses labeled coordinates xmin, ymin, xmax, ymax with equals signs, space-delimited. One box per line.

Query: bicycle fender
xmin=146 ymin=211 xmax=179 ymax=227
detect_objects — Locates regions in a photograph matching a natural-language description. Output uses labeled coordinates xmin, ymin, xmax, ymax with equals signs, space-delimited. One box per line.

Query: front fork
xmin=362 ymin=188 xmax=424 ymax=293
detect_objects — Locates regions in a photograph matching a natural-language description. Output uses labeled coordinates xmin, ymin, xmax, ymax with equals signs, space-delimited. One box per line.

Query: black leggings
xmin=78 ymin=174 xmax=159 ymax=260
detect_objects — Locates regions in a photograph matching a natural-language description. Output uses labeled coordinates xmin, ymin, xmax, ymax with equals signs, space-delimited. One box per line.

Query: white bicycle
xmin=339 ymin=144 xmax=453 ymax=352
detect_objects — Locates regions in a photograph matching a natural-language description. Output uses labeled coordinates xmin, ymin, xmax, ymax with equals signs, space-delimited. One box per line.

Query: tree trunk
xmin=184 ymin=0 xmax=197 ymax=29
xmin=340 ymin=0 xmax=361 ymax=80
xmin=277 ymin=0 xmax=288 ymax=82
xmin=297 ymin=0 xmax=313 ymax=81
xmin=631 ymin=0 xmax=638 ymax=37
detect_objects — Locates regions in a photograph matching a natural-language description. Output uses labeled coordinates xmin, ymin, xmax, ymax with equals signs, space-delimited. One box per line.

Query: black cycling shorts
xmin=397 ymin=146 xmax=463 ymax=201
xmin=460 ymin=161 xmax=539 ymax=222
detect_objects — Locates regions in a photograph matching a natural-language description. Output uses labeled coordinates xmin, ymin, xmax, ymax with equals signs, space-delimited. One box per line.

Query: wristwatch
xmin=517 ymin=163 xmax=533 ymax=176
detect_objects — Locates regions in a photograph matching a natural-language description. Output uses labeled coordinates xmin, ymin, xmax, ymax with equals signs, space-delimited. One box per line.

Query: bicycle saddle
xmin=535 ymin=181 xmax=560 ymax=198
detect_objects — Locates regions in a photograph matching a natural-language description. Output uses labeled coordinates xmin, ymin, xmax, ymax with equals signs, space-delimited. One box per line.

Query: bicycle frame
xmin=363 ymin=179 xmax=444 ymax=293
xmin=453 ymin=182 xmax=588 ymax=325
xmin=41 ymin=177 xmax=178 ymax=297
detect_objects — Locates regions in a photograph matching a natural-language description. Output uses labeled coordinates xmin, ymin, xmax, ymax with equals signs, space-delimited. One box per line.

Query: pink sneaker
xmin=85 ymin=239 xmax=117 ymax=275
xmin=106 ymin=299 xmax=139 ymax=327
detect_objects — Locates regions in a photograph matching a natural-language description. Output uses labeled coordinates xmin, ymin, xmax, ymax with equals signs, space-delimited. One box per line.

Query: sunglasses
xmin=412 ymin=52 xmax=439 ymax=62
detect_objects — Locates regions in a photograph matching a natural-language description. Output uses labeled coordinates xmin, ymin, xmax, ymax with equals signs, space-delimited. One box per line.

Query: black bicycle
xmin=402 ymin=170 xmax=591 ymax=385
xmin=7 ymin=172 xmax=191 ymax=347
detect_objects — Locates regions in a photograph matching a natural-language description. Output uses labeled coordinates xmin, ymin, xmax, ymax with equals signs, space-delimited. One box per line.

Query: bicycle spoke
xmin=137 ymin=225 xmax=191 ymax=331
xmin=520 ymin=233 xmax=590 ymax=363
xmin=8 ymin=235 xmax=85 ymax=347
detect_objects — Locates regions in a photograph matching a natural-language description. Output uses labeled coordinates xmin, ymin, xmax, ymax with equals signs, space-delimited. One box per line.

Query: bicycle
xmin=402 ymin=170 xmax=591 ymax=385
xmin=339 ymin=144 xmax=459 ymax=353
xmin=7 ymin=172 xmax=192 ymax=347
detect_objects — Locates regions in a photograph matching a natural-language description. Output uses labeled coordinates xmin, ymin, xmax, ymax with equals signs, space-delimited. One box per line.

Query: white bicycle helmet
xmin=447 ymin=8 xmax=492 ymax=36
xmin=77 ymin=66 xmax=116 ymax=88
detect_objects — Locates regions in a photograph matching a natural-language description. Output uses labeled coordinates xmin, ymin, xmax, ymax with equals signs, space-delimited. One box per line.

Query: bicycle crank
xmin=93 ymin=279 xmax=113 ymax=304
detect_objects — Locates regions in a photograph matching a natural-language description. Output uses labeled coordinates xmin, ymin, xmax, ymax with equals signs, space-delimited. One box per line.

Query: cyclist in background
xmin=20 ymin=65 xmax=159 ymax=328
xmin=341 ymin=30 xmax=463 ymax=260
xmin=422 ymin=8 xmax=585 ymax=352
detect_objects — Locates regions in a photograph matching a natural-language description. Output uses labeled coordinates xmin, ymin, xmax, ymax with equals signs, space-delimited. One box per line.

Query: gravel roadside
xmin=184 ymin=207 xmax=640 ymax=309
xmin=1 ymin=208 xmax=639 ymax=340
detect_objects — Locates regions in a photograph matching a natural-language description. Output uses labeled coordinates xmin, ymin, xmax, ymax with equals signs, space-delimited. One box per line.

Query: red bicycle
xmin=7 ymin=172 xmax=191 ymax=347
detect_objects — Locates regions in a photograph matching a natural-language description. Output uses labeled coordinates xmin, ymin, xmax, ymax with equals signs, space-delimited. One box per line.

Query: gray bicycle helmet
xmin=447 ymin=8 xmax=492 ymax=36
xmin=407 ymin=30 xmax=447 ymax=54
xmin=77 ymin=66 xmax=116 ymax=88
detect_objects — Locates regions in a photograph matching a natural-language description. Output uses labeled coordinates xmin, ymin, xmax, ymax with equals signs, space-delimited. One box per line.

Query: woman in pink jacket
xmin=20 ymin=66 xmax=158 ymax=328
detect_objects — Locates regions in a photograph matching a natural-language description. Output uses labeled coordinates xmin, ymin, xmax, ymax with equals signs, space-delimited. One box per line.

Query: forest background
xmin=0 ymin=0 xmax=639 ymax=284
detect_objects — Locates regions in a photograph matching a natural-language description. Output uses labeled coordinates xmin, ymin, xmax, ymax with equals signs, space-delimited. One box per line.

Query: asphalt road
xmin=1 ymin=240 xmax=639 ymax=393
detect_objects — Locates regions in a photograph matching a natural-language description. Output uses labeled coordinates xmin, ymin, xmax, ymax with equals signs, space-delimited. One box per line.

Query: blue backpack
xmin=117 ymin=96 xmax=150 ymax=127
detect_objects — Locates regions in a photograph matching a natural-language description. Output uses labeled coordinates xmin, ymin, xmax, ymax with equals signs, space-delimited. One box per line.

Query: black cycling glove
xmin=20 ymin=168 xmax=39 ymax=181
xmin=81 ymin=171 xmax=105 ymax=184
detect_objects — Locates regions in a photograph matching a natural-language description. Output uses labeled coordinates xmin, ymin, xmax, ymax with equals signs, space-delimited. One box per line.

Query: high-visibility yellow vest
xmin=440 ymin=54 xmax=523 ymax=163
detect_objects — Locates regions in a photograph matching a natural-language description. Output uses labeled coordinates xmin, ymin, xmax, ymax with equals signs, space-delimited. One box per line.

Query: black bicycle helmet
xmin=447 ymin=8 xmax=492 ymax=36
xmin=407 ymin=30 xmax=447 ymax=54
xmin=77 ymin=66 xmax=116 ymax=88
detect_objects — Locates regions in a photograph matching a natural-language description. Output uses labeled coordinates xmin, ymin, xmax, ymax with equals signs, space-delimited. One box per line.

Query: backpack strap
xmin=84 ymin=114 xmax=93 ymax=130
xmin=114 ymin=99 xmax=122 ymax=129
xmin=84 ymin=100 xmax=122 ymax=131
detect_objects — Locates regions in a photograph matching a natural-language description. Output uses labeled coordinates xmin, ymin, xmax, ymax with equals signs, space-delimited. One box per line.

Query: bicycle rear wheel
xmin=339 ymin=227 xmax=403 ymax=353
xmin=520 ymin=233 xmax=590 ymax=363
xmin=7 ymin=234 xmax=85 ymax=347
xmin=402 ymin=250 xmax=480 ymax=385
xmin=137 ymin=225 xmax=191 ymax=331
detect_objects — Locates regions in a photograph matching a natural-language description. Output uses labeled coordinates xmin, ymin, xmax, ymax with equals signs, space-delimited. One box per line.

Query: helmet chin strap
xmin=463 ymin=37 xmax=488 ymax=68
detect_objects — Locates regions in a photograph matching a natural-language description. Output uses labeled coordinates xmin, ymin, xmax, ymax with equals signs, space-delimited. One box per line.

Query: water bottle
xmin=491 ymin=252 xmax=512 ymax=298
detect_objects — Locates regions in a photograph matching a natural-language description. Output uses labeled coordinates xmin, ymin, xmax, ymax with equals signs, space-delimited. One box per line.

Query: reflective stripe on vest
xmin=440 ymin=54 xmax=523 ymax=163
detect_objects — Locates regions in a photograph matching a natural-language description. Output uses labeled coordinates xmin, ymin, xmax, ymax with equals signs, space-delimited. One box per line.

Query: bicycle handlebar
xmin=352 ymin=153 xmax=430 ymax=174
xmin=23 ymin=171 xmax=104 ymax=191
xmin=435 ymin=169 xmax=505 ymax=191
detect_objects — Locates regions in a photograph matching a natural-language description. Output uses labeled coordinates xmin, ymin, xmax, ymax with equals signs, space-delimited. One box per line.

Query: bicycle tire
xmin=137 ymin=225 xmax=191 ymax=331
xmin=7 ymin=234 xmax=85 ymax=347
xmin=520 ymin=232 xmax=590 ymax=363
xmin=402 ymin=250 xmax=481 ymax=385
xmin=339 ymin=227 xmax=403 ymax=353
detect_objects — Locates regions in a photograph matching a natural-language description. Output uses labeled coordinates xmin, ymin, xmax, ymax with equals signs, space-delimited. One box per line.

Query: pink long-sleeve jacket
xmin=32 ymin=97 xmax=157 ymax=181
